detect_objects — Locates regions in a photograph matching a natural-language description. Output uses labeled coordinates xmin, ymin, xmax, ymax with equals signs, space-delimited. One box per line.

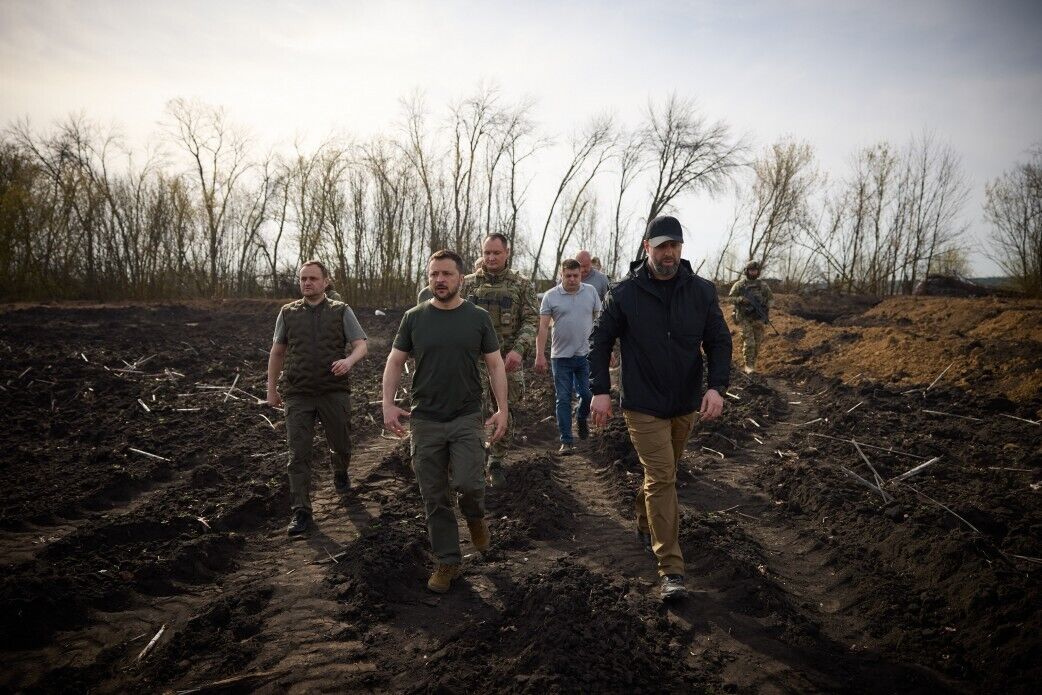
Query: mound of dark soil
xmin=422 ymin=560 xmax=704 ymax=692
xmin=486 ymin=455 xmax=581 ymax=549
xmin=762 ymin=372 xmax=1042 ymax=690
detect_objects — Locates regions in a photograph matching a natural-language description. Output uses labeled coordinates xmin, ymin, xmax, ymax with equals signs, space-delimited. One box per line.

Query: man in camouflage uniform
xmin=728 ymin=261 xmax=773 ymax=374
xmin=465 ymin=233 xmax=538 ymax=486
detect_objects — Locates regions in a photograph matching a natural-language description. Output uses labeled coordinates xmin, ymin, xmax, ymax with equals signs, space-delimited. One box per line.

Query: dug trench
xmin=0 ymin=300 xmax=1038 ymax=692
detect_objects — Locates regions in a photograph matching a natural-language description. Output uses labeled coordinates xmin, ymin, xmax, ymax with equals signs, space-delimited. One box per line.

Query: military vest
xmin=465 ymin=267 xmax=534 ymax=356
xmin=278 ymin=298 xmax=350 ymax=397
xmin=732 ymin=278 xmax=771 ymax=322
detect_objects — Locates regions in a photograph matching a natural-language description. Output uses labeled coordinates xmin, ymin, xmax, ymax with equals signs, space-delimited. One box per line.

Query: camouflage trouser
xmin=737 ymin=318 xmax=766 ymax=369
xmin=480 ymin=364 xmax=523 ymax=463
xmin=285 ymin=392 xmax=352 ymax=512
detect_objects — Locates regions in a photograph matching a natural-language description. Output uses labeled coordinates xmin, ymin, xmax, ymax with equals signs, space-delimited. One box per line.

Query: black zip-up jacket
xmin=589 ymin=258 xmax=731 ymax=418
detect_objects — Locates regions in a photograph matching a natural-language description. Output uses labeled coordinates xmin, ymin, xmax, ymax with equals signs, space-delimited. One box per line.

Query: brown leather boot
xmin=467 ymin=518 xmax=490 ymax=552
xmin=427 ymin=564 xmax=461 ymax=593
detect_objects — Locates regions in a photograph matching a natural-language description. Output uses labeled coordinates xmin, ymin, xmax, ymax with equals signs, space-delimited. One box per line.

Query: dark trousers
xmin=285 ymin=391 xmax=352 ymax=512
xmin=410 ymin=412 xmax=487 ymax=565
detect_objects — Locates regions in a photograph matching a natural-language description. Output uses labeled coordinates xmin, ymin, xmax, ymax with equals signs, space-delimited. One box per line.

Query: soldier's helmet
xmin=744 ymin=261 xmax=762 ymax=272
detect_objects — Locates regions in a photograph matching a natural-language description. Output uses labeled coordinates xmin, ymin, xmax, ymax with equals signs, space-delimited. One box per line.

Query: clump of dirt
xmin=137 ymin=586 xmax=274 ymax=687
xmin=756 ymin=295 xmax=1042 ymax=404
xmin=486 ymin=455 xmax=582 ymax=550
xmin=421 ymin=559 xmax=703 ymax=692
xmin=328 ymin=445 xmax=430 ymax=627
xmin=761 ymin=371 xmax=1042 ymax=690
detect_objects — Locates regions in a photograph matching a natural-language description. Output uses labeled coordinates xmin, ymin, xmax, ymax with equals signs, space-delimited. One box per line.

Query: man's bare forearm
xmin=267 ymin=345 xmax=286 ymax=392
xmin=344 ymin=339 xmax=368 ymax=369
xmin=486 ymin=355 xmax=508 ymax=412
xmin=381 ymin=354 xmax=405 ymax=406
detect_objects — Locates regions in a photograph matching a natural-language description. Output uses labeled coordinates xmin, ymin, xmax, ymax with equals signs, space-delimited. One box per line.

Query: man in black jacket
xmin=589 ymin=215 xmax=732 ymax=600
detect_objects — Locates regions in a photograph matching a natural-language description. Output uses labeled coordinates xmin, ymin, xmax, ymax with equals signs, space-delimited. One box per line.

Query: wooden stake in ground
xmin=922 ymin=408 xmax=982 ymax=422
xmin=223 ymin=373 xmax=240 ymax=403
xmin=851 ymin=439 xmax=893 ymax=502
xmin=137 ymin=624 xmax=166 ymax=661
xmin=128 ymin=447 xmax=170 ymax=462
xmin=926 ymin=360 xmax=956 ymax=392
xmin=839 ymin=466 xmax=889 ymax=503
xmin=890 ymin=456 xmax=942 ymax=484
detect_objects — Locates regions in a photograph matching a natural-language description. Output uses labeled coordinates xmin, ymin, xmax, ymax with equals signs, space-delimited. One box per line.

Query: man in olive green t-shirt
xmin=383 ymin=250 xmax=508 ymax=594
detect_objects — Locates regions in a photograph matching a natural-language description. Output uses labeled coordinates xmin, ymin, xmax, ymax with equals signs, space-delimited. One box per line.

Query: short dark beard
xmin=647 ymin=258 xmax=678 ymax=278
xmin=433 ymin=282 xmax=462 ymax=302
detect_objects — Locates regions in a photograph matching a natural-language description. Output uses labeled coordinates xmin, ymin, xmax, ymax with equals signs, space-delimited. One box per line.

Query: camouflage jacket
xmin=728 ymin=277 xmax=773 ymax=322
xmin=464 ymin=267 xmax=538 ymax=357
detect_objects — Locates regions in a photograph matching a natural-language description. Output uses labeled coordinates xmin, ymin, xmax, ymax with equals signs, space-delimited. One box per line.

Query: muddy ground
xmin=0 ymin=296 xmax=1039 ymax=693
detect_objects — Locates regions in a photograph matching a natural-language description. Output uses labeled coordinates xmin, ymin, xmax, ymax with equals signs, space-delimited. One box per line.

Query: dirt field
xmin=1 ymin=295 xmax=1039 ymax=693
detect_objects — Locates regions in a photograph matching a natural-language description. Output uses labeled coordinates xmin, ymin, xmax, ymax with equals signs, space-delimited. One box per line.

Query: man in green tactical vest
xmin=267 ymin=260 xmax=369 ymax=536
xmin=464 ymin=233 xmax=538 ymax=486
xmin=728 ymin=260 xmax=774 ymax=374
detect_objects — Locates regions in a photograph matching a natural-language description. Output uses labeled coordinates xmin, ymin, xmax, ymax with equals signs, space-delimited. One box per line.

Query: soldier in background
xmin=465 ymin=233 xmax=538 ymax=486
xmin=728 ymin=261 xmax=774 ymax=374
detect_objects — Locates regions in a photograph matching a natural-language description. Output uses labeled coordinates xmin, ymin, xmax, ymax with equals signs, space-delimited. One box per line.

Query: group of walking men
xmin=266 ymin=215 xmax=775 ymax=600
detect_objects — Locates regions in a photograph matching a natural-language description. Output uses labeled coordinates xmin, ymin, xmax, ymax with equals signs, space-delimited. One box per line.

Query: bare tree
xmin=736 ymin=138 xmax=818 ymax=269
xmin=985 ymin=146 xmax=1042 ymax=295
xmin=897 ymin=132 xmax=969 ymax=292
xmin=641 ymin=94 xmax=743 ymax=258
xmin=531 ymin=115 xmax=614 ymax=281
xmin=608 ymin=130 xmax=647 ymax=277
xmin=164 ymin=98 xmax=252 ymax=295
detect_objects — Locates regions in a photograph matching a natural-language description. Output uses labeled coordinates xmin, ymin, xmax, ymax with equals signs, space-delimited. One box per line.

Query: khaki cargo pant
xmin=411 ymin=412 xmax=487 ymax=565
xmin=737 ymin=318 xmax=765 ymax=369
xmin=285 ymin=392 xmax=352 ymax=512
xmin=480 ymin=366 xmax=523 ymax=463
xmin=624 ymin=410 xmax=697 ymax=577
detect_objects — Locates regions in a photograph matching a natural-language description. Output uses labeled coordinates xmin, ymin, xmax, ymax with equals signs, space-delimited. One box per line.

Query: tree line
xmin=1 ymin=90 xmax=1038 ymax=302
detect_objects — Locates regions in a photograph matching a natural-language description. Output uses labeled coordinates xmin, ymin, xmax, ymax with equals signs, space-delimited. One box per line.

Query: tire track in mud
xmin=557 ymin=374 xmax=962 ymax=693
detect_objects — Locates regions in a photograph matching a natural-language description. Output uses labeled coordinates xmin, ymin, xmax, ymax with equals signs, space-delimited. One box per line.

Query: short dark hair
xmin=561 ymin=258 xmax=581 ymax=271
xmin=300 ymin=260 xmax=329 ymax=278
xmin=429 ymin=249 xmax=465 ymax=275
xmin=483 ymin=233 xmax=510 ymax=250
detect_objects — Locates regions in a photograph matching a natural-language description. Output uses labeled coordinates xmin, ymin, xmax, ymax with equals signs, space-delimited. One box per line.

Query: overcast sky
xmin=2 ymin=0 xmax=1040 ymax=275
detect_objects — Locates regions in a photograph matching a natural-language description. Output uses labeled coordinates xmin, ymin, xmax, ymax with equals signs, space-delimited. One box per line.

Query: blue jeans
xmin=552 ymin=356 xmax=592 ymax=444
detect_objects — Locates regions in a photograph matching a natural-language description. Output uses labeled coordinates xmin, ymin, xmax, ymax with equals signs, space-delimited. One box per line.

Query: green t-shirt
xmin=393 ymin=301 xmax=500 ymax=422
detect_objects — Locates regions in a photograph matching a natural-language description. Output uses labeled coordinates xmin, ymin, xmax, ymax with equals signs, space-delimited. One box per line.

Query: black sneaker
xmin=558 ymin=443 xmax=575 ymax=455
xmin=333 ymin=471 xmax=350 ymax=494
xmin=287 ymin=509 xmax=312 ymax=536
xmin=577 ymin=419 xmax=589 ymax=440
xmin=660 ymin=574 xmax=687 ymax=601
xmin=636 ymin=529 xmax=653 ymax=555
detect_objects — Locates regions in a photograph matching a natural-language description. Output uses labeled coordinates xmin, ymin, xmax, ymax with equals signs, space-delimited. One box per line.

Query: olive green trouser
xmin=410 ymin=411 xmax=487 ymax=565
xmin=737 ymin=318 xmax=765 ymax=369
xmin=285 ymin=392 xmax=352 ymax=512
xmin=624 ymin=410 xmax=697 ymax=577
xmin=480 ymin=366 xmax=523 ymax=462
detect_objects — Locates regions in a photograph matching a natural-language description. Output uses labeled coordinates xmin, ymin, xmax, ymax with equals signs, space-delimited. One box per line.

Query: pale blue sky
xmin=2 ymin=0 xmax=1040 ymax=275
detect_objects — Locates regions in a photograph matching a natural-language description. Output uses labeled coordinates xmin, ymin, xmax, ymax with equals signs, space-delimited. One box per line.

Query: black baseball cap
xmin=644 ymin=215 xmax=684 ymax=247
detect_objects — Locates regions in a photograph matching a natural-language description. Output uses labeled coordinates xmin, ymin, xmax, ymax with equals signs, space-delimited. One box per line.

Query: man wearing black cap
xmin=589 ymin=215 xmax=732 ymax=600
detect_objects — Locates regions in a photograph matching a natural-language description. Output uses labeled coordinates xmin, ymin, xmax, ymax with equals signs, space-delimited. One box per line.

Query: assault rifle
xmin=740 ymin=288 xmax=784 ymax=338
